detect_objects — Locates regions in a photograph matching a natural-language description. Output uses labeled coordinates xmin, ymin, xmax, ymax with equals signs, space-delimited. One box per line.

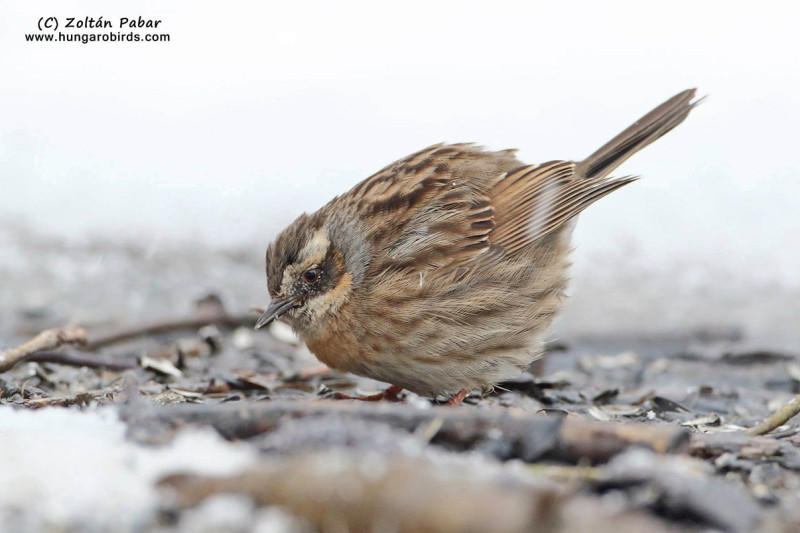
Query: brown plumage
xmin=256 ymin=89 xmax=700 ymax=402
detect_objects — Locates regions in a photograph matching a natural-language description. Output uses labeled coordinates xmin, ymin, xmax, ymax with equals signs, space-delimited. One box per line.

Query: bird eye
xmin=302 ymin=268 xmax=320 ymax=283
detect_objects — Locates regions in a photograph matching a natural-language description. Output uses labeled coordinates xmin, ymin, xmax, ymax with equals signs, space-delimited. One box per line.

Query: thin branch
xmin=22 ymin=389 xmax=114 ymax=409
xmin=0 ymin=327 xmax=87 ymax=373
xmin=25 ymin=349 xmax=137 ymax=371
xmin=123 ymin=400 xmax=690 ymax=463
xmin=83 ymin=302 xmax=257 ymax=351
xmin=747 ymin=394 xmax=800 ymax=436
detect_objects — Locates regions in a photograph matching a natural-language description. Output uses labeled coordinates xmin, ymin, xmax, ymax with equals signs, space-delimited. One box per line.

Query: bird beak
xmin=254 ymin=295 xmax=301 ymax=330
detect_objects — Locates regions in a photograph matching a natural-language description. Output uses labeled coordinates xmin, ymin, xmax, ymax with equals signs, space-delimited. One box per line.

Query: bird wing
xmin=349 ymin=144 xmax=505 ymax=273
xmin=487 ymin=161 xmax=636 ymax=256
xmin=349 ymin=144 xmax=634 ymax=274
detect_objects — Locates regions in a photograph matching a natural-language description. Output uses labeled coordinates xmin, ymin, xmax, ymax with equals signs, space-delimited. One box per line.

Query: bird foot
xmin=332 ymin=385 xmax=405 ymax=402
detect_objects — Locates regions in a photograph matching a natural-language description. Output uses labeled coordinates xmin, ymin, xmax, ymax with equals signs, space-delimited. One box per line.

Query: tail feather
xmin=576 ymin=88 xmax=700 ymax=181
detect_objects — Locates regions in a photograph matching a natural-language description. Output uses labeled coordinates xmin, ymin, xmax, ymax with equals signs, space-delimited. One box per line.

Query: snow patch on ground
xmin=0 ymin=407 xmax=256 ymax=531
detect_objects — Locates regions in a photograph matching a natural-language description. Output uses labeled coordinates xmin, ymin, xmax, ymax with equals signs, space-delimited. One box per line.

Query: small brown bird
xmin=256 ymin=89 xmax=699 ymax=404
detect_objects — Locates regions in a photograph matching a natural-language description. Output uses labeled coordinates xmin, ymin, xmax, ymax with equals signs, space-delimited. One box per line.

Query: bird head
xmin=256 ymin=211 xmax=369 ymax=338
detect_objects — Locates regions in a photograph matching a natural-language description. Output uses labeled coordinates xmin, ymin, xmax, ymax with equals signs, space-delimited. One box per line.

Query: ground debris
xmin=677 ymin=344 xmax=796 ymax=366
xmin=159 ymin=451 xmax=689 ymax=533
xmin=596 ymin=449 xmax=762 ymax=532
xmin=3 ymin=275 xmax=800 ymax=531
xmin=0 ymin=327 xmax=87 ymax=372
xmin=122 ymin=399 xmax=689 ymax=463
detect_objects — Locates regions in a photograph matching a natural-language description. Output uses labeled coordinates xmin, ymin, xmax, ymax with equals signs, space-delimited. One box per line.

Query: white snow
xmin=0 ymin=407 xmax=256 ymax=531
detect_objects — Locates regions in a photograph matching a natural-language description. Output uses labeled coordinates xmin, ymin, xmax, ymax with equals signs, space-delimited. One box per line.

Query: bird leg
xmin=332 ymin=385 xmax=405 ymax=402
xmin=446 ymin=389 xmax=469 ymax=406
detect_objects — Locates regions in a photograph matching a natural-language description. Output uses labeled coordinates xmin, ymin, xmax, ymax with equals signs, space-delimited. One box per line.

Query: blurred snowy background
xmin=1 ymin=0 xmax=799 ymax=347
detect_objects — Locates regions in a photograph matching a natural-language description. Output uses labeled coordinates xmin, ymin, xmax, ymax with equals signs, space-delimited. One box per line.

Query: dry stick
xmin=159 ymin=455 xmax=567 ymax=533
xmin=1 ymin=301 xmax=258 ymax=372
xmin=83 ymin=307 xmax=256 ymax=351
xmin=747 ymin=394 xmax=800 ymax=436
xmin=25 ymin=349 xmax=137 ymax=371
xmin=123 ymin=400 xmax=690 ymax=463
xmin=0 ymin=327 xmax=88 ymax=373
xmin=23 ymin=389 xmax=114 ymax=409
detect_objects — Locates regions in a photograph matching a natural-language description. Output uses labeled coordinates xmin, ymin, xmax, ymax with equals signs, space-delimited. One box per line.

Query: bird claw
xmin=446 ymin=389 xmax=469 ymax=406
xmin=331 ymin=385 xmax=405 ymax=402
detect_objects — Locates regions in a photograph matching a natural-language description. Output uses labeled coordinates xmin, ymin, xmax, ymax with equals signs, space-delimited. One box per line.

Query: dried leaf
xmin=140 ymin=355 xmax=182 ymax=377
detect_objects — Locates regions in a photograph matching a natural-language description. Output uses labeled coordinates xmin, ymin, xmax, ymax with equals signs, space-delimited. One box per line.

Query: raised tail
xmin=575 ymin=88 xmax=700 ymax=181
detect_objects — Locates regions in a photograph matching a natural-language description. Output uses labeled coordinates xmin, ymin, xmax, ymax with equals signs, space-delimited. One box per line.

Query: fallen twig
xmin=525 ymin=463 xmax=604 ymax=482
xmin=83 ymin=298 xmax=256 ymax=351
xmin=0 ymin=327 xmax=88 ymax=373
xmin=687 ymin=430 xmax=800 ymax=472
xmin=24 ymin=349 xmax=137 ymax=371
xmin=160 ymin=453 xmax=566 ymax=533
xmin=158 ymin=452 xmax=689 ymax=533
xmin=22 ymin=389 xmax=115 ymax=409
xmin=123 ymin=400 xmax=689 ymax=463
xmin=747 ymin=394 xmax=800 ymax=436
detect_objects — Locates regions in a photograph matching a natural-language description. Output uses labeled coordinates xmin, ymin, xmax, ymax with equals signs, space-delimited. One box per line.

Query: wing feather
xmin=347 ymin=143 xmax=635 ymax=275
xmin=489 ymin=161 xmax=635 ymax=256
